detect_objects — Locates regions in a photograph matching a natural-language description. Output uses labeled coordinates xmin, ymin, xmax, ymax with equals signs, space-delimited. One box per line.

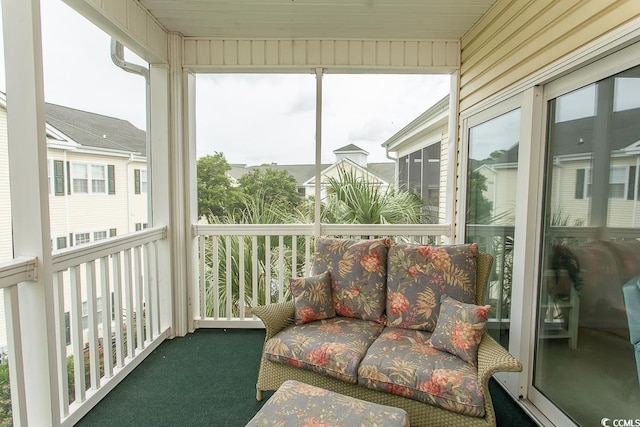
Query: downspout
xmin=110 ymin=39 xmax=152 ymax=227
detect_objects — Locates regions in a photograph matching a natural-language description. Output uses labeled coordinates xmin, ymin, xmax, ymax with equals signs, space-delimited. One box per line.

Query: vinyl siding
xmin=183 ymin=38 xmax=459 ymax=71
xmin=459 ymin=0 xmax=640 ymax=112
xmin=439 ymin=133 xmax=449 ymax=225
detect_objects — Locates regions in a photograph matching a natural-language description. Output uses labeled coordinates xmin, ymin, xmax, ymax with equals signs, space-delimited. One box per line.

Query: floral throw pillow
xmin=312 ymin=238 xmax=388 ymax=323
xmin=430 ymin=295 xmax=490 ymax=366
xmin=290 ymin=271 xmax=336 ymax=325
xmin=386 ymin=242 xmax=478 ymax=332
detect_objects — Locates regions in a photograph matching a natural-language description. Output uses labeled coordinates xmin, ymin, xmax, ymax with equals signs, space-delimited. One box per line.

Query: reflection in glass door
xmin=465 ymin=109 xmax=520 ymax=349
xmin=535 ymin=65 xmax=640 ymax=425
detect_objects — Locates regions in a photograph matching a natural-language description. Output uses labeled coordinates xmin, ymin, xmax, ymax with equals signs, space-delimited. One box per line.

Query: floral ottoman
xmin=246 ymin=380 xmax=409 ymax=427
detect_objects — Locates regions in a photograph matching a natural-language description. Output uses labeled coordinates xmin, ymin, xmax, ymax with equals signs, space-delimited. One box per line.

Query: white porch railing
xmin=193 ymin=223 xmax=452 ymax=328
xmin=0 ymin=227 xmax=169 ymax=427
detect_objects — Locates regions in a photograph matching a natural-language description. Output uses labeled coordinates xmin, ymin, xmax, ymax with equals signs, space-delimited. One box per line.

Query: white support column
xmin=184 ymin=71 xmax=197 ymax=332
xmin=1 ymin=0 xmax=59 ymax=425
xmin=446 ymin=71 xmax=460 ymax=243
xmin=314 ymin=68 xmax=323 ymax=238
xmin=167 ymin=32 xmax=189 ymax=336
xmin=149 ymin=64 xmax=174 ymax=336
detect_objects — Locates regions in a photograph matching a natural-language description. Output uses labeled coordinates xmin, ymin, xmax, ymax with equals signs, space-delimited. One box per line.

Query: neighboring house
xmin=0 ymin=94 xmax=148 ymax=356
xmin=382 ymin=96 xmax=449 ymax=224
xmin=472 ymin=107 xmax=640 ymax=228
xmin=229 ymin=144 xmax=394 ymax=200
xmin=45 ymin=102 xmax=149 ymax=245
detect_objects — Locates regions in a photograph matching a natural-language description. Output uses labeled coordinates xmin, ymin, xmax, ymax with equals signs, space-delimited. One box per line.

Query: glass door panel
xmin=535 ymin=65 xmax=640 ymax=425
xmin=465 ymin=109 xmax=521 ymax=348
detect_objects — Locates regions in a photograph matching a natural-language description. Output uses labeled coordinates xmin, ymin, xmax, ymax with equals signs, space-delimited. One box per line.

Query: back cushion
xmin=386 ymin=242 xmax=478 ymax=332
xmin=313 ymin=238 xmax=388 ymax=323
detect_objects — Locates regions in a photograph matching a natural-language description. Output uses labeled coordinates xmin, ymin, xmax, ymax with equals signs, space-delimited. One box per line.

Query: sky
xmin=0 ymin=0 xmax=451 ymax=166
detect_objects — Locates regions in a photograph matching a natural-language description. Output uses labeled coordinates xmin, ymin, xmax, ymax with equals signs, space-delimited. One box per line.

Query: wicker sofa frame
xmin=253 ymin=252 xmax=523 ymax=427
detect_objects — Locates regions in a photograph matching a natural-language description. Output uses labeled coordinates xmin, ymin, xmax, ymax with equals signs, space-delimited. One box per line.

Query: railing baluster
xmin=112 ymin=252 xmax=124 ymax=367
xmin=199 ymin=235 xmax=206 ymax=320
xmin=4 ymin=285 xmax=27 ymax=426
xmin=123 ymin=249 xmax=134 ymax=359
xmin=143 ymin=243 xmax=152 ymax=343
xmin=305 ymin=236 xmax=311 ymax=276
xmin=212 ymin=237 xmax=219 ymax=320
xmin=134 ymin=246 xmax=144 ymax=350
xmin=53 ymin=271 xmax=69 ymax=416
xmin=292 ymin=235 xmax=297 ymax=279
xmin=225 ymin=236 xmax=232 ymax=320
xmin=85 ymin=261 xmax=100 ymax=390
xmin=152 ymin=241 xmax=161 ymax=337
xmin=70 ymin=265 xmax=86 ymax=403
xmin=239 ymin=237 xmax=245 ymax=320
xmin=278 ymin=235 xmax=284 ymax=302
xmin=252 ymin=236 xmax=258 ymax=313
xmin=100 ymin=257 xmax=113 ymax=378
xmin=265 ymin=236 xmax=271 ymax=305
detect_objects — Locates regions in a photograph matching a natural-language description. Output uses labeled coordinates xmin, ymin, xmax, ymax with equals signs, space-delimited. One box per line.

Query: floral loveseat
xmin=253 ymin=238 xmax=522 ymax=427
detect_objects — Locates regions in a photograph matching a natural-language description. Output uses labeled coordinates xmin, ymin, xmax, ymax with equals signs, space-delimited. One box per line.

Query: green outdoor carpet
xmin=76 ymin=328 xmax=536 ymax=427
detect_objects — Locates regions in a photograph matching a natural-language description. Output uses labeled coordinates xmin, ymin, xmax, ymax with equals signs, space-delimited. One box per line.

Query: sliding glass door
xmin=534 ymin=64 xmax=640 ymax=426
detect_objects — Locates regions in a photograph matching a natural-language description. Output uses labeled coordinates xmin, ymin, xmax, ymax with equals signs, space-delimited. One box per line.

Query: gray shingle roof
xmin=45 ymin=103 xmax=146 ymax=156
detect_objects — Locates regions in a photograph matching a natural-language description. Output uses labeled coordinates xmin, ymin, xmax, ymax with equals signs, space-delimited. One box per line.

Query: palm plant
xmin=204 ymin=196 xmax=305 ymax=317
xmin=321 ymin=167 xmax=426 ymax=224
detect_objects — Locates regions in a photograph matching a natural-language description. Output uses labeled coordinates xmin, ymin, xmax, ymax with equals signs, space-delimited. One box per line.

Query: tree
xmin=197 ymin=153 xmax=240 ymax=219
xmin=238 ymin=167 xmax=300 ymax=210
xmin=466 ymin=170 xmax=493 ymax=224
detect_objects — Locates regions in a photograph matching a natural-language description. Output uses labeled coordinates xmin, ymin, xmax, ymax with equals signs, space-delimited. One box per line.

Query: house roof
xmin=45 ymin=103 xmax=147 ymax=156
xmin=333 ymin=144 xmax=369 ymax=155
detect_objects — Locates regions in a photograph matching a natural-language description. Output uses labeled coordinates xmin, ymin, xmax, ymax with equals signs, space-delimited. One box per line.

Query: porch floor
xmin=76 ymin=328 xmax=537 ymax=427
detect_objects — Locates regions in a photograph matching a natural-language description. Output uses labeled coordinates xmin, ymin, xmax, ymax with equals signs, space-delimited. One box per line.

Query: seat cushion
xmin=312 ymin=237 xmax=389 ymax=323
xmin=358 ymin=327 xmax=485 ymax=417
xmin=263 ymin=317 xmax=385 ymax=383
xmin=247 ymin=380 xmax=410 ymax=427
xmin=386 ymin=243 xmax=479 ymax=332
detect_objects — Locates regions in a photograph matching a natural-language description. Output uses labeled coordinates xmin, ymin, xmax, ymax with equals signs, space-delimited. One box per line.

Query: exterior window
xmin=72 ymin=163 xmax=109 ymax=194
xmin=134 ymin=169 xmax=147 ymax=194
xmin=74 ymin=232 xmax=90 ymax=245
xmin=93 ymin=231 xmax=107 ymax=241
xmin=576 ymin=167 xmax=628 ymax=200
xmin=109 ymin=228 xmax=117 ymax=237
xmin=73 ymin=164 xmax=88 ymax=193
xmin=91 ymin=165 xmax=106 ymax=193
xmin=398 ymin=144 xmax=441 ymax=223
xmin=56 ymin=236 xmax=67 ymax=250
xmin=141 ymin=170 xmax=148 ymax=193
xmin=135 ymin=223 xmax=142 ymax=231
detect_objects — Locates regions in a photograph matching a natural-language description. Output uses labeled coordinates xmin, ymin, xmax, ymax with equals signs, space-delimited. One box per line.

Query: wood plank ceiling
xmin=139 ymin=0 xmax=496 ymax=40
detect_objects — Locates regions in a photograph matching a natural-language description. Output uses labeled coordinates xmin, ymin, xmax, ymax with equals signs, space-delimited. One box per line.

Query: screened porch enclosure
xmin=2 ymin=1 xmax=640 ymax=426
